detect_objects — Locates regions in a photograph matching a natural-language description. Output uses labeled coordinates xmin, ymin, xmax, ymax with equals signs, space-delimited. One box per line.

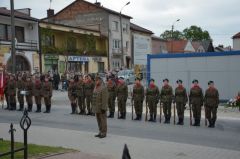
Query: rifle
xmin=159 ymin=102 xmax=162 ymax=123
xmin=173 ymin=102 xmax=176 ymax=125
xmin=189 ymin=103 xmax=192 ymax=126
xmin=145 ymin=100 xmax=148 ymax=121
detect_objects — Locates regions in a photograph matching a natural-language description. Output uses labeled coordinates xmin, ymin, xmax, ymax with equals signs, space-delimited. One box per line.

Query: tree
xmin=160 ymin=30 xmax=184 ymax=40
xmin=183 ymin=25 xmax=211 ymax=41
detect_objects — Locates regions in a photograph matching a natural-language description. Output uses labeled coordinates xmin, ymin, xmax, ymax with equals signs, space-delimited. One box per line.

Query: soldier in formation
xmin=132 ymin=78 xmax=144 ymax=120
xmin=42 ymin=75 xmax=53 ymax=113
xmin=107 ymin=78 xmax=116 ymax=118
xmin=68 ymin=76 xmax=77 ymax=114
xmin=84 ymin=75 xmax=95 ymax=115
xmin=76 ymin=75 xmax=85 ymax=115
xmin=116 ymin=77 xmax=128 ymax=119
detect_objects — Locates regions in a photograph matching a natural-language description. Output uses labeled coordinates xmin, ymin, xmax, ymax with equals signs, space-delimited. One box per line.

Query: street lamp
xmin=171 ymin=19 xmax=180 ymax=53
xmin=120 ymin=1 xmax=130 ymax=69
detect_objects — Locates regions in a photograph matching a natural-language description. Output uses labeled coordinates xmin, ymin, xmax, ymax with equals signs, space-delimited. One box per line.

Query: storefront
xmin=44 ymin=54 xmax=59 ymax=73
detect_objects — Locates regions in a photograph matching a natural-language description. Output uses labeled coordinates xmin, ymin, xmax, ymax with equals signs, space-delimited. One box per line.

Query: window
xmin=15 ymin=26 xmax=24 ymax=42
xmin=113 ymin=39 xmax=121 ymax=49
xmin=112 ymin=21 xmax=119 ymax=31
xmin=98 ymin=62 xmax=104 ymax=73
xmin=123 ymin=23 xmax=128 ymax=33
xmin=43 ymin=35 xmax=55 ymax=46
xmin=0 ymin=24 xmax=7 ymax=40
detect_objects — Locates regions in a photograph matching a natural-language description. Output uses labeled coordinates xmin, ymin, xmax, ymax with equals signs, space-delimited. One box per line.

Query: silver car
xmin=117 ymin=70 xmax=135 ymax=85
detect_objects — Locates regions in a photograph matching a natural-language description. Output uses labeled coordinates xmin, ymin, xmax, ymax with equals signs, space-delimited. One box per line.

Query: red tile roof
xmin=232 ymin=32 xmax=240 ymax=39
xmin=166 ymin=40 xmax=188 ymax=53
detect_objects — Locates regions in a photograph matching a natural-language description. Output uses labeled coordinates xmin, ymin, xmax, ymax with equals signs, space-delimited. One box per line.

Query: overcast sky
xmin=1 ymin=0 xmax=239 ymax=47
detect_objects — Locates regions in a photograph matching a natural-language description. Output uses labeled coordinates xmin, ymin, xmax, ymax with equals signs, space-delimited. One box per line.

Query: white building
xmin=232 ymin=32 xmax=240 ymax=50
xmin=0 ymin=7 xmax=39 ymax=73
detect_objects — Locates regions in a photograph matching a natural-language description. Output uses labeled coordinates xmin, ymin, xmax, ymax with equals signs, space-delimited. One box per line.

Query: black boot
xmin=70 ymin=104 xmax=75 ymax=114
xmin=122 ymin=112 xmax=126 ymax=119
xmin=108 ymin=112 xmax=114 ymax=118
xmin=13 ymin=103 xmax=16 ymax=110
xmin=139 ymin=114 xmax=142 ymax=121
xmin=196 ymin=119 xmax=200 ymax=126
xmin=164 ymin=117 xmax=168 ymax=124
xmin=148 ymin=115 xmax=153 ymax=122
xmin=180 ymin=118 xmax=184 ymax=125
xmin=208 ymin=119 xmax=212 ymax=128
xmin=28 ymin=104 xmax=32 ymax=112
xmin=134 ymin=114 xmax=139 ymax=120
xmin=47 ymin=105 xmax=51 ymax=113
xmin=177 ymin=118 xmax=181 ymax=125
xmin=18 ymin=104 xmax=24 ymax=111
xmin=211 ymin=119 xmax=216 ymax=128
xmin=153 ymin=114 xmax=156 ymax=122
xmin=167 ymin=117 xmax=171 ymax=124
xmin=35 ymin=104 xmax=41 ymax=113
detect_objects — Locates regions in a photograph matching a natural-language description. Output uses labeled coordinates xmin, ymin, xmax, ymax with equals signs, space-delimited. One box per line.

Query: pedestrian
xmin=189 ymin=79 xmax=204 ymax=126
xmin=84 ymin=75 xmax=95 ymax=115
xmin=16 ymin=74 xmax=25 ymax=111
xmin=107 ymin=79 xmax=116 ymax=118
xmin=68 ymin=76 xmax=77 ymax=114
xmin=33 ymin=75 xmax=42 ymax=113
xmin=146 ymin=79 xmax=159 ymax=122
xmin=204 ymin=81 xmax=219 ymax=128
xmin=92 ymin=76 xmax=108 ymax=138
xmin=132 ymin=78 xmax=144 ymax=120
xmin=174 ymin=79 xmax=188 ymax=125
xmin=7 ymin=74 xmax=16 ymax=110
xmin=25 ymin=75 xmax=33 ymax=112
xmin=53 ymin=72 xmax=60 ymax=90
xmin=116 ymin=77 xmax=128 ymax=119
xmin=76 ymin=75 xmax=85 ymax=115
xmin=42 ymin=76 xmax=53 ymax=113
xmin=61 ymin=72 xmax=67 ymax=91
xmin=160 ymin=79 xmax=173 ymax=124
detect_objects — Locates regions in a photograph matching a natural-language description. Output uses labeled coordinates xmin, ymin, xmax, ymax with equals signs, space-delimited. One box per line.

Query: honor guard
xmin=68 ymin=76 xmax=77 ymax=114
xmin=116 ymin=77 xmax=128 ymax=119
xmin=7 ymin=74 xmax=17 ymax=110
xmin=107 ymin=79 xmax=116 ymax=118
xmin=25 ymin=76 xmax=33 ymax=112
xmin=132 ymin=78 xmax=144 ymax=120
xmin=17 ymin=75 xmax=25 ymax=111
xmin=42 ymin=76 xmax=53 ymax=113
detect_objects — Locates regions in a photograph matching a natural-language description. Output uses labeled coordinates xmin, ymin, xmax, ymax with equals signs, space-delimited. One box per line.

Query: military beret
xmin=150 ymin=79 xmax=155 ymax=82
xmin=163 ymin=78 xmax=169 ymax=82
xmin=192 ymin=79 xmax=199 ymax=84
xmin=208 ymin=81 xmax=214 ymax=85
xmin=176 ymin=79 xmax=183 ymax=84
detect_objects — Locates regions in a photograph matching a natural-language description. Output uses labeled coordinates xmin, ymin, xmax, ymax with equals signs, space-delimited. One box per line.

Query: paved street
xmin=0 ymin=90 xmax=240 ymax=159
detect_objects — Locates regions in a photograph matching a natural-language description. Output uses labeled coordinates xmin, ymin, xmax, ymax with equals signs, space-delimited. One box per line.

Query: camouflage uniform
xmin=25 ymin=79 xmax=33 ymax=112
xmin=189 ymin=86 xmax=204 ymax=126
xmin=84 ymin=80 xmax=95 ymax=115
xmin=116 ymin=83 xmax=128 ymax=119
xmin=204 ymin=87 xmax=219 ymax=127
xmin=17 ymin=78 xmax=25 ymax=111
xmin=146 ymin=85 xmax=159 ymax=121
xmin=42 ymin=80 xmax=53 ymax=113
xmin=174 ymin=86 xmax=188 ymax=125
xmin=76 ymin=79 xmax=85 ymax=114
xmin=7 ymin=77 xmax=16 ymax=110
xmin=160 ymin=85 xmax=173 ymax=123
xmin=107 ymin=80 xmax=116 ymax=118
xmin=68 ymin=80 xmax=77 ymax=114
xmin=133 ymin=84 xmax=144 ymax=120
xmin=33 ymin=78 xmax=42 ymax=112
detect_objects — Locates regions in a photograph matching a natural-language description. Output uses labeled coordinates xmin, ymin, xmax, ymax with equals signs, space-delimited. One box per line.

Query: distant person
xmin=92 ymin=76 xmax=108 ymax=138
xmin=53 ymin=72 xmax=60 ymax=90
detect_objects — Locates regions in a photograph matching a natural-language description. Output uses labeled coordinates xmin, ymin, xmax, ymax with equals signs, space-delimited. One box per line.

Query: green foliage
xmin=82 ymin=34 xmax=96 ymax=51
xmin=0 ymin=140 xmax=74 ymax=159
xmin=160 ymin=30 xmax=184 ymax=40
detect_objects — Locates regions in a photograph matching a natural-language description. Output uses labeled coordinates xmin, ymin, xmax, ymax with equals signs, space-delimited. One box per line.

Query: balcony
xmin=112 ymin=48 xmax=122 ymax=57
xmin=0 ymin=39 xmax=38 ymax=51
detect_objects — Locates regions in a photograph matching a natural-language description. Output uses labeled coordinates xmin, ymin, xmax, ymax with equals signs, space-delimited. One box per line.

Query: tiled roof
xmin=232 ymin=32 xmax=240 ymax=39
xmin=0 ymin=7 xmax=38 ymax=21
xmin=130 ymin=23 xmax=153 ymax=34
xmin=166 ymin=40 xmax=188 ymax=53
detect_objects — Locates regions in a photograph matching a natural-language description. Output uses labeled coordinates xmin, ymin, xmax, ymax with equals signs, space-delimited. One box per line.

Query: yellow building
xmin=40 ymin=21 xmax=108 ymax=74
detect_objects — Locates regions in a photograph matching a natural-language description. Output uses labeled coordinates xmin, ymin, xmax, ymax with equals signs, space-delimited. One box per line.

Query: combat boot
xmin=122 ymin=112 xmax=126 ymax=119
xmin=134 ymin=114 xmax=139 ymax=120
xmin=28 ymin=104 xmax=32 ymax=112
xmin=139 ymin=114 xmax=142 ymax=121
xmin=148 ymin=115 xmax=153 ymax=122
xmin=177 ymin=118 xmax=181 ymax=125
xmin=166 ymin=117 xmax=171 ymax=124
xmin=180 ymin=118 xmax=184 ymax=125
xmin=18 ymin=104 xmax=24 ymax=111
xmin=153 ymin=114 xmax=156 ymax=122
xmin=208 ymin=119 xmax=212 ymax=128
xmin=193 ymin=119 xmax=198 ymax=126
xmin=13 ymin=103 xmax=16 ymax=110
xmin=195 ymin=119 xmax=200 ymax=126
xmin=47 ymin=104 xmax=51 ymax=113
xmin=70 ymin=104 xmax=74 ymax=114
xmin=164 ymin=117 xmax=168 ymax=124
xmin=108 ymin=112 xmax=114 ymax=118
xmin=211 ymin=119 xmax=216 ymax=128
xmin=35 ymin=104 xmax=41 ymax=113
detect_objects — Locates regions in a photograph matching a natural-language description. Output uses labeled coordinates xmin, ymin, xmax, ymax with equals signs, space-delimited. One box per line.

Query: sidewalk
xmin=1 ymin=123 xmax=240 ymax=159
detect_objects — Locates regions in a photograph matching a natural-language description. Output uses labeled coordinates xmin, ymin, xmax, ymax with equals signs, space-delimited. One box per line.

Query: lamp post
xmin=171 ymin=19 xmax=180 ymax=53
xmin=10 ymin=0 xmax=16 ymax=74
xmin=120 ymin=1 xmax=130 ymax=69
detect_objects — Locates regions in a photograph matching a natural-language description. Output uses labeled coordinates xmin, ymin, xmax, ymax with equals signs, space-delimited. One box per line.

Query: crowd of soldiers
xmin=3 ymin=72 xmax=53 ymax=113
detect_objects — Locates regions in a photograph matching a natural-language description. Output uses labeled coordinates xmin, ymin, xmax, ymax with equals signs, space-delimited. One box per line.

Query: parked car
xmin=117 ymin=69 xmax=135 ymax=85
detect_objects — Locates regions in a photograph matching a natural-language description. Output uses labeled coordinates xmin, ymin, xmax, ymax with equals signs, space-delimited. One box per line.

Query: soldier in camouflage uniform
xmin=7 ymin=74 xmax=16 ymax=110
xmin=132 ymin=78 xmax=144 ymax=120
xmin=17 ymin=75 xmax=25 ymax=111
xmin=204 ymin=81 xmax=219 ymax=128
xmin=107 ymin=79 xmax=116 ymax=118
xmin=33 ymin=75 xmax=42 ymax=112
xmin=116 ymin=77 xmax=128 ymax=119
xmin=25 ymin=76 xmax=33 ymax=112
xmin=146 ymin=79 xmax=159 ymax=122
xmin=76 ymin=75 xmax=85 ymax=115
xmin=42 ymin=76 xmax=53 ymax=113
xmin=174 ymin=80 xmax=188 ymax=125
xmin=189 ymin=79 xmax=204 ymax=126
xmin=92 ymin=76 xmax=108 ymax=138
xmin=84 ymin=75 xmax=95 ymax=115
xmin=68 ymin=77 xmax=77 ymax=114
xmin=160 ymin=79 xmax=173 ymax=124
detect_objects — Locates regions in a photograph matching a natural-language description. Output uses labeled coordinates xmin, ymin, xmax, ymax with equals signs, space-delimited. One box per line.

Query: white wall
xmin=150 ymin=54 xmax=240 ymax=100
xmin=233 ymin=39 xmax=240 ymax=50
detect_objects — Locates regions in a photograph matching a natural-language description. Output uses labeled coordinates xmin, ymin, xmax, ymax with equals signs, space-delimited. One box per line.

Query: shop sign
xmin=44 ymin=54 xmax=59 ymax=60
xmin=92 ymin=57 xmax=102 ymax=62
xmin=68 ymin=56 xmax=89 ymax=62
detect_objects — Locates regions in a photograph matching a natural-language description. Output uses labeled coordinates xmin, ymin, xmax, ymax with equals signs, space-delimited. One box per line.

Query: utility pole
xmin=171 ymin=19 xmax=180 ymax=53
xmin=10 ymin=0 xmax=16 ymax=74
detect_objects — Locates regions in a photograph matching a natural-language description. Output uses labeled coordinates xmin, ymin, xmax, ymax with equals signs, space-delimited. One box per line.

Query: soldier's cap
xmin=208 ymin=81 xmax=214 ymax=85
xmin=135 ymin=77 xmax=141 ymax=81
xmin=119 ymin=77 xmax=124 ymax=80
xmin=150 ymin=79 xmax=155 ymax=82
xmin=176 ymin=79 xmax=183 ymax=84
xmin=163 ymin=78 xmax=169 ymax=82
xmin=192 ymin=79 xmax=199 ymax=84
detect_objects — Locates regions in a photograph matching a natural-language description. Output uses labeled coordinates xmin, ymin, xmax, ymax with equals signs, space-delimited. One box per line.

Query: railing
xmin=0 ymin=40 xmax=38 ymax=51
xmin=0 ymin=109 xmax=31 ymax=159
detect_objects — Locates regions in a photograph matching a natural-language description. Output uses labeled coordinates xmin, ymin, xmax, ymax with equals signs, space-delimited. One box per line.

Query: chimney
xmin=47 ymin=9 xmax=54 ymax=18
xmin=95 ymin=2 xmax=101 ymax=6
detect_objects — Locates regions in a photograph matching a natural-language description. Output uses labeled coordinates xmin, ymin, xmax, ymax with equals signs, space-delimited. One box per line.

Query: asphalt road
xmin=0 ymin=90 xmax=240 ymax=152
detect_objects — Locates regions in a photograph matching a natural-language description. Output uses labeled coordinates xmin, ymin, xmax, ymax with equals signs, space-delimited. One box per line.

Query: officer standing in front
xmin=92 ymin=76 xmax=108 ymax=138
xmin=116 ymin=77 xmax=128 ymax=119
xmin=174 ymin=79 xmax=188 ymax=125
xmin=204 ymin=81 xmax=219 ymax=128
xmin=132 ymin=78 xmax=144 ymax=120
xmin=160 ymin=79 xmax=173 ymax=124
xmin=146 ymin=79 xmax=159 ymax=122
xmin=189 ymin=79 xmax=204 ymax=126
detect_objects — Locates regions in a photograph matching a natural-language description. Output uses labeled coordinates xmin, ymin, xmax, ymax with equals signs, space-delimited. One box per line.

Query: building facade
xmin=232 ymin=32 xmax=240 ymax=50
xmin=151 ymin=35 xmax=168 ymax=54
xmin=42 ymin=0 xmax=132 ymax=70
xmin=0 ymin=8 xmax=39 ymax=73
xmin=40 ymin=21 xmax=108 ymax=74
